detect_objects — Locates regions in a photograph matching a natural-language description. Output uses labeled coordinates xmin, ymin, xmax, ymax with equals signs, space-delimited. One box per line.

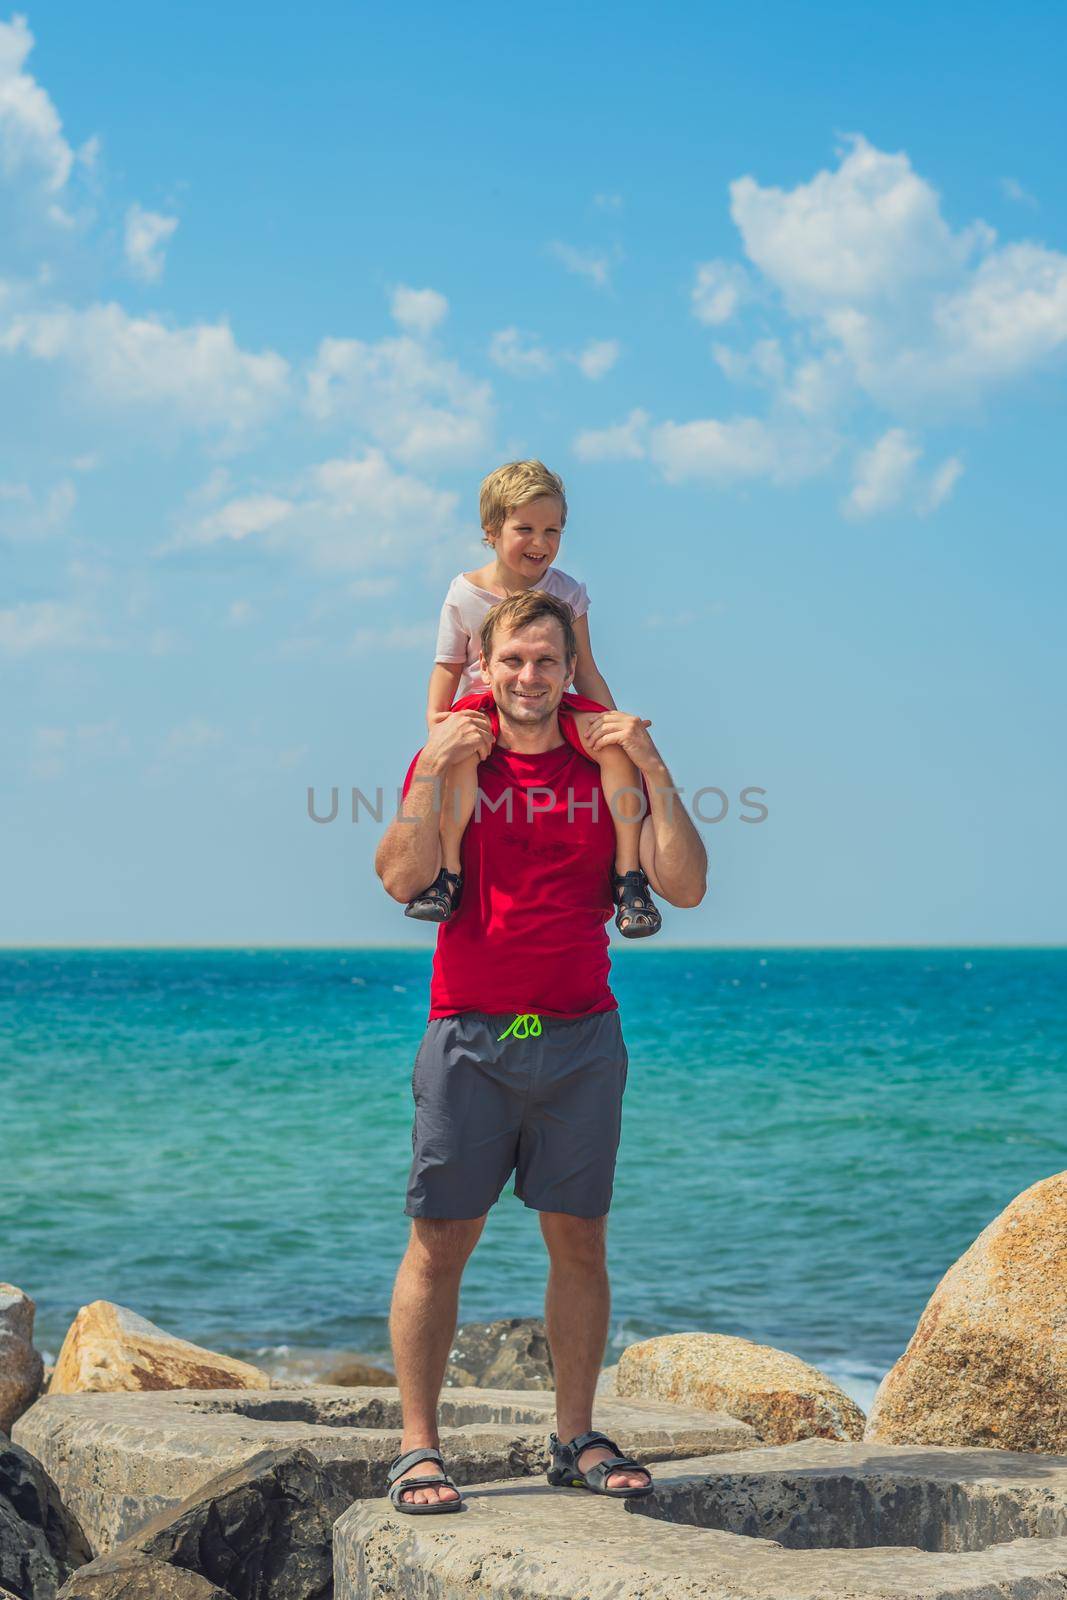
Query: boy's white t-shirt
xmin=435 ymin=568 xmax=590 ymax=699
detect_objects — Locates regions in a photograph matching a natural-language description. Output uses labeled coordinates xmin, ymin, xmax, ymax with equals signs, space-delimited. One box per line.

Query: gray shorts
xmin=405 ymin=1010 xmax=629 ymax=1220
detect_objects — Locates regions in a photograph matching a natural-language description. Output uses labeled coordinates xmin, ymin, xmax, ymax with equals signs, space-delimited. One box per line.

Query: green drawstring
xmin=497 ymin=1013 xmax=542 ymax=1041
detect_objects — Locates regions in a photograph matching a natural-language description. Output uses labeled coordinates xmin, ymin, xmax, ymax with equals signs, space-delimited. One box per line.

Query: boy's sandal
xmin=386 ymin=1446 xmax=464 ymax=1515
xmin=545 ymin=1430 xmax=654 ymax=1498
xmin=612 ymin=869 xmax=662 ymax=939
xmin=404 ymin=868 xmax=463 ymax=922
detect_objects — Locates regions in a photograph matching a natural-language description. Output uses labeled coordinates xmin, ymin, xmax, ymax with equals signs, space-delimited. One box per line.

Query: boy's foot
xmin=612 ymin=868 xmax=662 ymax=939
xmin=405 ymin=868 xmax=463 ymax=922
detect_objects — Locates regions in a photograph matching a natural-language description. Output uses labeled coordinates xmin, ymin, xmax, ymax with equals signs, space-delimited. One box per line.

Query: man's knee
xmin=405 ymin=1215 xmax=485 ymax=1276
xmin=540 ymin=1211 xmax=607 ymax=1267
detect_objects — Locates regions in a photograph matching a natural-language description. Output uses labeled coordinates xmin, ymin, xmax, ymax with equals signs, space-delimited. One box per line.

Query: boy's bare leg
xmin=540 ymin=1212 xmax=650 ymax=1490
xmin=388 ymin=1215 xmax=486 ymax=1504
xmin=440 ymin=754 xmax=479 ymax=877
xmin=570 ymin=713 xmax=643 ymax=873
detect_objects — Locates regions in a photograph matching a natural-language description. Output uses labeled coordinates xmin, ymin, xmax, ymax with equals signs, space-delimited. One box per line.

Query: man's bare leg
xmin=540 ymin=1212 xmax=650 ymax=1490
xmin=388 ymin=1214 xmax=486 ymax=1505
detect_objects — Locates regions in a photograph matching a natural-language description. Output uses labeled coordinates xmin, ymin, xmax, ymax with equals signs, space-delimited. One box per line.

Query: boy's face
xmin=488 ymin=495 xmax=563 ymax=579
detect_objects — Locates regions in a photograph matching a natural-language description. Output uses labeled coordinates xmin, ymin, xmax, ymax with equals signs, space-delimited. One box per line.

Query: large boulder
xmin=49 ymin=1303 xmax=270 ymax=1395
xmin=66 ymin=1445 xmax=362 ymax=1600
xmin=0 ymin=1287 xmax=44 ymax=1435
xmin=319 ymin=1355 xmax=396 ymax=1387
xmin=0 ymin=1438 xmax=92 ymax=1600
xmin=617 ymin=1332 xmax=866 ymax=1444
xmin=865 ymin=1170 xmax=1067 ymax=1453
xmin=444 ymin=1316 xmax=553 ymax=1389
xmin=58 ymin=1555 xmax=230 ymax=1599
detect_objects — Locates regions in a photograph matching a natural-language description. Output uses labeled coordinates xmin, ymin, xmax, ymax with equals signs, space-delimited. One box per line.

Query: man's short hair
xmin=480 ymin=590 xmax=577 ymax=667
xmin=479 ymin=459 xmax=568 ymax=542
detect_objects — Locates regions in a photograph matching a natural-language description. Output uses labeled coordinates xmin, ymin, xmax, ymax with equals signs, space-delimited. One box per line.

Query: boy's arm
xmin=569 ymin=613 xmax=617 ymax=709
xmin=582 ymin=711 xmax=707 ymax=908
xmin=376 ymin=710 xmax=493 ymax=901
xmin=427 ymin=661 xmax=464 ymax=728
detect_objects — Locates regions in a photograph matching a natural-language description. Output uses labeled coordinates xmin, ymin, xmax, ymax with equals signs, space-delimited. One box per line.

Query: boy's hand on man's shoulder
xmin=582 ymin=711 xmax=661 ymax=771
xmin=421 ymin=708 xmax=495 ymax=772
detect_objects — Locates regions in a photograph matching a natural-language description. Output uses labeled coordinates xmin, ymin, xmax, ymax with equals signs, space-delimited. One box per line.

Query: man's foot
xmin=575 ymin=1440 xmax=651 ymax=1491
xmin=546 ymin=1430 xmax=653 ymax=1496
xmin=388 ymin=1446 xmax=461 ymax=1508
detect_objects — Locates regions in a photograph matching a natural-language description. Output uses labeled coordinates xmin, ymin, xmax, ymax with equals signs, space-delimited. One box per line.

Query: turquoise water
xmin=2 ymin=948 xmax=1064 ymax=1411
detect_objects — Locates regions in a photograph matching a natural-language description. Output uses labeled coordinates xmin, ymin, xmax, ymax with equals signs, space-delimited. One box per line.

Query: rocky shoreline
xmin=1 ymin=1170 xmax=1063 ymax=1598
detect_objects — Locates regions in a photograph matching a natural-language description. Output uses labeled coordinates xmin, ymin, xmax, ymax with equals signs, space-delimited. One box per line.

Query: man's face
xmin=480 ymin=618 xmax=574 ymax=725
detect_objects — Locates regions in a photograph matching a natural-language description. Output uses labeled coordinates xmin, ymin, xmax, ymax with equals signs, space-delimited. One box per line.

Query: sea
xmin=2 ymin=947 xmax=1064 ymax=1414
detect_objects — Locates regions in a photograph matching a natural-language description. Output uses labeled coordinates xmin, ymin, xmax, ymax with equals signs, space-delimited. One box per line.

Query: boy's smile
xmin=489 ymin=495 xmax=563 ymax=589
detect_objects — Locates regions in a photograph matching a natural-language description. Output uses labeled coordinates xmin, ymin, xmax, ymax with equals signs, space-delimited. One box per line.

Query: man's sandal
xmin=612 ymin=869 xmax=662 ymax=939
xmin=546 ymin=1430 xmax=654 ymax=1498
xmin=386 ymin=1446 xmax=464 ymax=1515
xmin=404 ymin=868 xmax=463 ymax=922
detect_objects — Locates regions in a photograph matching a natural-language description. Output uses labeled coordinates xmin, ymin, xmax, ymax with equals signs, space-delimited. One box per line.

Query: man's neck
xmin=494 ymin=710 xmax=565 ymax=755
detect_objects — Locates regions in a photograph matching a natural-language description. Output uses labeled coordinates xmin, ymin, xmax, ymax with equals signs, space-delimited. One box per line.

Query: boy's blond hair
xmin=479 ymin=459 xmax=568 ymax=545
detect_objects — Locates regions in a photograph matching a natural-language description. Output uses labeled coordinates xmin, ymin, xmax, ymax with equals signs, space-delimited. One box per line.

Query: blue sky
xmin=2 ymin=0 xmax=1065 ymax=946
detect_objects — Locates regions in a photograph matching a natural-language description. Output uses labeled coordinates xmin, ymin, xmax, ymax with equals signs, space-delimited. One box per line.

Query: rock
xmin=0 ymin=1285 xmax=45 ymax=1435
xmin=319 ymin=1356 xmax=396 ymax=1387
xmin=58 ymin=1554 xmax=230 ymax=1599
xmin=595 ymin=1362 xmax=618 ymax=1396
xmin=444 ymin=1316 xmax=553 ymax=1389
xmin=864 ymin=1169 xmax=1067 ymax=1453
xmin=13 ymin=1384 xmax=747 ymax=1555
xmin=0 ymin=1438 xmax=92 ymax=1600
xmin=616 ymin=1332 xmax=866 ymax=1444
xmin=49 ymin=1303 xmax=270 ymax=1395
xmin=115 ymin=1445 xmax=364 ymax=1600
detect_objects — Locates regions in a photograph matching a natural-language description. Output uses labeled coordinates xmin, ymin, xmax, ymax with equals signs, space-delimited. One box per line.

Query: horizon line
xmin=2 ymin=942 xmax=1065 ymax=953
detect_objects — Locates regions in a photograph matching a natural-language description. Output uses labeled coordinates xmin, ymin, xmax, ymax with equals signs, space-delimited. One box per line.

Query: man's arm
xmin=375 ymin=710 xmax=494 ymax=903
xmin=581 ymin=711 xmax=707 ymax=909
xmin=637 ymin=756 xmax=707 ymax=907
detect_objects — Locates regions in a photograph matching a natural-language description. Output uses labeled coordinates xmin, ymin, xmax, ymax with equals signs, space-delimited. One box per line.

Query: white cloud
xmin=731 ymin=134 xmax=983 ymax=313
xmin=720 ymin=135 xmax=1067 ymax=414
xmin=124 ymin=203 xmax=178 ymax=282
xmin=348 ymin=621 xmax=433 ymax=655
xmin=0 ymin=597 xmax=100 ymax=654
xmin=390 ymin=285 xmax=448 ymax=337
xmin=713 ymin=337 xmax=786 ymax=388
xmin=305 ymin=333 xmax=491 ymax=464
xmin=0 ymin=300 xmax=290 ymax=434
xmin=593 ymin=192 xmax=622 ymax=212
xmin=572 ymin=407 xmax=650 ymax=462
xmin=692 ymin=260 xmax=750 ymax=326
xmin=186 ymin=492 xmax=293 ymax=546
xmin=489 ymin=326 xmax=554 ymax=377
xmin=573 ymin=338 xmax=619 ymax=380
xmin=227 ymin=598 xmax=254 ymax=625
xmin=920 ymin=454 xmax=964 ymax=514
xmin=177 ymin=448 xmax=459 ymax=574
xmin=650 ymin=415 xmax=835 ymax=486
xmin=0 ymin=14 xmax=78 ymax=194
xmin=547 ymin=240 xmax=614 ymax=289
xmin=843 ymin=428 xmax=921 ymax=518
xmin=0 ymin=476 xmax=75 ymax=539
xmin=1000 ymin=177 xmax=1037 ymax=210
xmin=29 ymin=716 xmax=130 ymax=780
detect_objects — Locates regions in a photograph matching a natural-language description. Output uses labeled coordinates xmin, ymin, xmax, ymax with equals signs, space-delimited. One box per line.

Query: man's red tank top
xmin=400 ymin=692 xmax=620 ymax=1019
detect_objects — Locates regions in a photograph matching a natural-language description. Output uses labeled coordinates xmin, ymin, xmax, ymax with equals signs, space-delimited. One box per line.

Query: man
xmin=374 ymin=590 xmax=707 ymax=1511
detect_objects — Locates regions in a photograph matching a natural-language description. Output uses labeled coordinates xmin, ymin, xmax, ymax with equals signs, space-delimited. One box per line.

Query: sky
xmin=2 ymin=0 xmax=1065 ymax=947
